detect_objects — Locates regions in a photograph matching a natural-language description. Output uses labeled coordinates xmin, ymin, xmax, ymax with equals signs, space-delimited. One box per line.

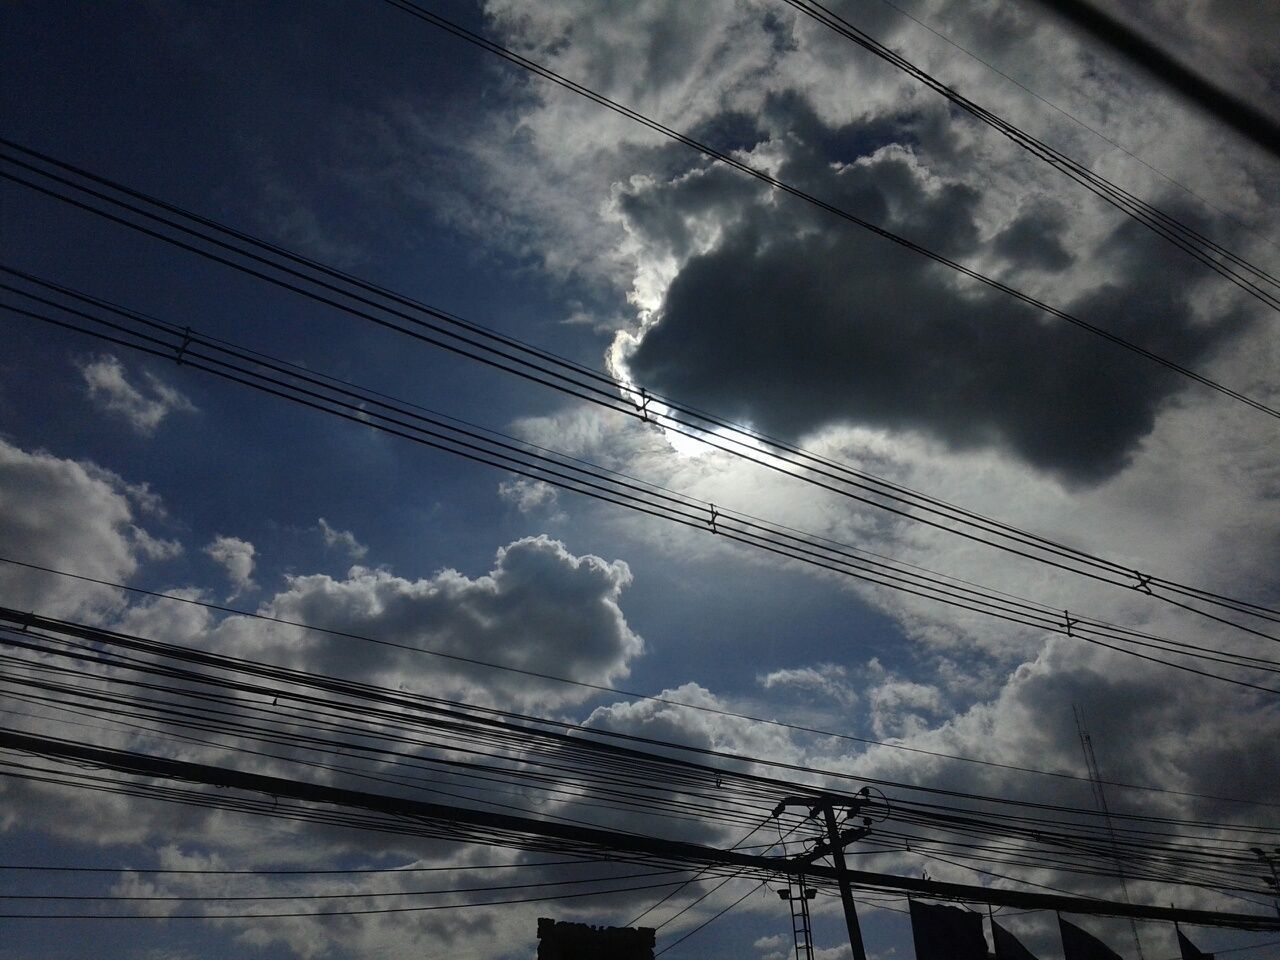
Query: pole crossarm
xmin=797 ymin=825 xmax=873 ymax=866
xmin=2 ymin=731 xmax=1279 ymax=931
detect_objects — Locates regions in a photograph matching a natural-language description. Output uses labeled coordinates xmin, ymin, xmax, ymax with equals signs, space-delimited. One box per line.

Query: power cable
xmin=378 ymin=0 xmax=1280 ymax=416
xmin=3 ymin=611 xmax=1275 ymax=900
xmin=780 ymin=0 xmax=1280 ymax=303
xmin=867 ymin=0 xmax=1280 ymax=255
xmin=5 ymin=281 xmax=1279 ymax=692
xmin=5 ymin=276 xmax=1274 ymax=675
xmin=0 ymin=877 xmax=695 ymax=921
xmin=2 ymin=590 xmax=1277 ymax=813
xmin=1026 ymin=0 xmax=1280 ymax=159
xmin=0 ymin=868 xmax=687 ymax=902
xmin=1 ymin=153 xmax=1276 ymax=631
xmin=654 ymin=877 xmax=772 ymax=956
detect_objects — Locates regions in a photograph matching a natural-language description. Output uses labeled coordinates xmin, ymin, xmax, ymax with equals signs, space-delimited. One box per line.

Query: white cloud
xmin=0 ymin=438 xmax=170 ymax=619
xmin=78 ymin=353 xmax=195 ymax=435
xmin=237 ymin=534 xmax=642 ymax=710
xmin=317 ymin=517 xmax=368 ymax=559
xmin=497 ymin=477 xmax=560 ymax=513
xmin=760 ymin=664 xmax=859 ymax=706
xmin=8 ymin=6 xmax=1280 ymax=958
xmin=204 ymin=535 xmax=257 ymax=598
xmin=0 ymin=532 xmax=654 ymax=958
xmin=865 ymin=674 xmax=945 ymax=740
xmin=132 ymin=527 xmax=183 ymax=561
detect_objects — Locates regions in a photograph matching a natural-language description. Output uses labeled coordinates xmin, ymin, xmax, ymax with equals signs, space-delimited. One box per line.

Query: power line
xmin=867 ymin=0 xmax=1280 ymax=256
xmin=2 ymin=145 xmax=1275 ymax=635
xmin=626 ymin=818 xmax=776 ymax=927
xmin=378 ymin=0 xmax=1280 ymax=418
xmin=0 ymin=859 xmax=591 ymax=876
xmin=781 ymin=0 xmax=1280 ymax=309
xmin=0 ymin=868 xmax=687 ymax=902
xmin=655 ymin=877 xmax=771 ymax=956
xmin=1026 ymin=0 xmax=1280 ymax=160
xmin=5 ymin=271 xmax=1274 ymax=675
xmin=5 ymin=278 xmax=1279 ymax=696
xmin=3 ymin=574 xmax=1278 ymax=813
xmin=6 ymin=730 xmax=1274 ymax=929
xmin=5 ymin=611 xmax=1271 ymax=898
xmin=2 ymin=632 xmax=1269 ymax=926
xmin=3 ymin=608 xmax=1276 ymax=888
xmin=0 ymin=878 xmax=695 ymax=921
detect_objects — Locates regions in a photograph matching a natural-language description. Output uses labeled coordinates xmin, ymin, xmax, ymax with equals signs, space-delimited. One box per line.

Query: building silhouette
xmin=536 ymin=918 xmax=656 ymax=959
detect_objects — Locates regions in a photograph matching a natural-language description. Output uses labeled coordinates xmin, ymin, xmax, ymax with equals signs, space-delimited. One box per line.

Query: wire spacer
xmin=175 ymin=327 xmax=193 ymax=365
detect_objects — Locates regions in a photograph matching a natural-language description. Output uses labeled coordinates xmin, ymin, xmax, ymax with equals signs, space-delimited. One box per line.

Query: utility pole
xmin=773 ymin=793 xmax=874 ymax=960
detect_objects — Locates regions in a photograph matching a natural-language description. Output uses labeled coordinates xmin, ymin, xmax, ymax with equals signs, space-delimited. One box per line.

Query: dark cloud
xmin=992 ymin=199 xmax=1073 ymax=270
xmin=624 ymin=118 xmax=1253 ymax=483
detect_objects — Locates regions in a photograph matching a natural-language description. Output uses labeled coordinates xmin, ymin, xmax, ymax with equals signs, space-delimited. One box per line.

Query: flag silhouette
xmin=992 ymin=919 xmax=1041 ymax=960
xmin=1060 ymin=917 xmax=1125 ymax=960
xmin=909 ymin=900 xmax=988 ymax=960
xmin=1177 ymin=928 xmax=1214 ymax=959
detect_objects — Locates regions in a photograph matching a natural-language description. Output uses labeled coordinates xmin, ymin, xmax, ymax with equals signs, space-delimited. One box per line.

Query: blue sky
xmin=2 ymin=2 xmax=1279 ymax=958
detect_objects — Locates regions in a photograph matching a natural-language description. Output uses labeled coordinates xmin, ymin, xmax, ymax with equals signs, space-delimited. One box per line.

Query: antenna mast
xmin=1074 ymin=705 xmax=1145 ymax=960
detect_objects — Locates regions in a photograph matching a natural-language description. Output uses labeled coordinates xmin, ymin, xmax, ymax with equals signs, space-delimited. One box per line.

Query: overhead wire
xmin=3 ymin=281 xmax=1278 ymax=698
xmin=377 ymin=0 xmax=1280 ymax=416
xmin=0 ymin=877 xmax=699 ymax=921
xmin=2 ymin=611 xmax=1275 ymax=911
xmin=3 ymin=596 xmax=1279 ymax=816
xmin=1 ymin=148 xmax=1277 ymax=636
xmin=0 ymin=150 xmax=1275 ymax=639
xmin=866 ymin=0 xmax=1280 ymax=256
xmin=779 ymin=0 xmax=1280 ymax=301
xmin=2 ymin=624 xmax=1259 ymax=880
xmin=1025 ymin=0 xmax=1280 ymax=160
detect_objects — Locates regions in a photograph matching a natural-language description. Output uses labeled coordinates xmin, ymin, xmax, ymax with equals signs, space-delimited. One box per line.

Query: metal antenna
xmin=1074 ymin=705 xmax=1145 ymax=960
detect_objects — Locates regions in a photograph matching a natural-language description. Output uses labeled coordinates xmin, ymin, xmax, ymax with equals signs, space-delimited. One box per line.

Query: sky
xmin=1 ymin=1 xmax=1279 ymax=958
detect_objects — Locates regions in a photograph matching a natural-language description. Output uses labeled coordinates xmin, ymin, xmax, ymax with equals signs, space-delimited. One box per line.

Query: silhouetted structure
xmin=536 ymin=918 xmax=655 ymax=959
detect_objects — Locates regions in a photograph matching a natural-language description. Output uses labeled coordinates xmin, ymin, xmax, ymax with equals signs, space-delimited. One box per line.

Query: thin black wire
xmin=5 ymin=279 xmax=1278 ymax=670
xmin=5 ymin=669 xmax=1262 ymax=887
xmin=1026 ymin=0 xmax=1280 ymax=160
xmin=0 ymin=868 xmax=686 ymax=902
xmin=654 ymin=877 xmax=772 ymax=956
xmin=2 ymin=155 xmax=1276 ymax=630
xmin=8 ymin=294 xmax=1278 ymax=696
xmin=378 ymin=0 xmax=1280 ymax=419
xmin=626 ymin=818 xmax=773 ymax=927
xmin=867 ymin=0 xmax=1280 ymax=256
xmin=2 ymin=582 xmax=1278 ymax=813
xmin=0 ymin=860 xmax=587 ymax=875
xmin=0 ymin=650 xmax=784 ymax=835
xmin=5 ymin=632 xmax=1269 ymax=901
xmin=12 ymin=670 xmax=1280 ymax=901
xmin=780 ymin=0 xmax=1280 ymax=301
xmin=3 ymin=619 xmax=1273 ymax=900
xmin=2 ymin=692 xmax=1271 ymax=909
xmin=0 ymin=877 xmax=695 ymax=920
xmin=9 ymin=639 xmax=1267 ymax=876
